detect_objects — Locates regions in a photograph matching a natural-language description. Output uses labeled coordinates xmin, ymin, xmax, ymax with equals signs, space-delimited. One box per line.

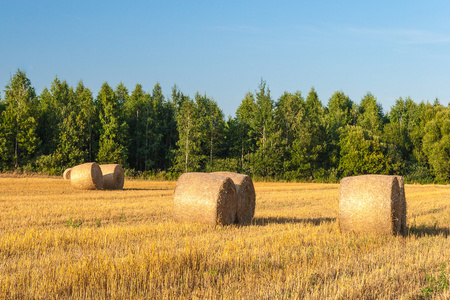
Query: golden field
xmin=0 ymin=176 xmax=449 ymax=299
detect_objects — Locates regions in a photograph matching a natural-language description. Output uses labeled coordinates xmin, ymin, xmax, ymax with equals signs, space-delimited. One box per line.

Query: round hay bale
xmin=63 ymin=168 xmax=72 ymax=180
xmin=99 ymin=164 xmax=124 ymax=190
xmin=173 ymin=172 xmax=237 ymax=226
xmin=339 ymin=174 xmax=402 ymax=235
xmin=212 ymin=171 xmax=256 ymax=225
xmin=70 ymin=162 xmax=103 ymax=190
xmin=395 ymin=175 xmax=407 ymax=236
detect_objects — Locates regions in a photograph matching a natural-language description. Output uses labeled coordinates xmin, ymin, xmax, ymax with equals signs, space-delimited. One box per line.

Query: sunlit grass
xmin=0 ymin=177 xmax=449 ymax=299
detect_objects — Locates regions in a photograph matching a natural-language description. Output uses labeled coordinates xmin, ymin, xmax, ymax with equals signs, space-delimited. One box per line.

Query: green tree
xmin=383 ymin=97 xmax=417 ymax=174
xmin=125 ymin=83 xmax=171 ymax=171
xmin=37 ymin=77 xmax=73 ymax=156
xmin=357 ymin=92 xmax=384 ymax=136
xmin=36 ymin=88 xmax=54 ymax=157
xmin=0 ymin=93 xmax=4 ymax=113
xmin=324 ymin=91 xmax=353 ymax=170
xmin=54 ymin=81 xmax=96 ymax=168
xmin=161 ymin=88 xmax=178 ymax=171
xmin=172 ymin=91 xmax=202 ymax=173
xmin=0 ymin=70 xmax=40 ymax=168
xmin=274 ymin=91 xmax=305 ymax=178
xmin=115 ymin=82 xmax=128 ymax=121
xmin=291 ymin=87 xmax=326 ymax=180
xmin=275 ymin=91 xmax=304 ymax=145
xmin=195 ymin=92 xmax=225 ymax=171
xmin=76 ymin=82 xmax=98 ymax=162
xmin=339 ymin=125 xmax=391 ymax=176
xmin=250 ymin=79 xmax=281 ymax=177
xmin=97 ymin=82 xmax=128 ymax=166
xmin=216 ymin=116 xmax=241 ymax=172
xmin=0 ymin=94 xmax=7 ymax=167
xmin=151 ymin=83 xmax=174 ymax=170
xmin=235 ymin=92 xmax=257 ymax=173
xmin=410 ymin=101 xmax=444 ymax=167
xmin=422 ymin=108 xmax=450 ymax=182
xmin=125 ymin=84 xmax=147 ymax=170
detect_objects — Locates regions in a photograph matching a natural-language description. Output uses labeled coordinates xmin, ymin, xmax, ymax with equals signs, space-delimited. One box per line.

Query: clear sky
xmin=1 ymin=1 xmax=450 ymax=117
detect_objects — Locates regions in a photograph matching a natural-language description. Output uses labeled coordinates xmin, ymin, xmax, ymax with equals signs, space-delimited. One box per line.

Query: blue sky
xmin=1 ymin=1 xmax=450 ymax=117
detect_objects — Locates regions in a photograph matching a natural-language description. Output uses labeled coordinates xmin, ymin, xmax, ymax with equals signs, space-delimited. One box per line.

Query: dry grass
xmin=0 ymin=177 xmax=449 ymax=299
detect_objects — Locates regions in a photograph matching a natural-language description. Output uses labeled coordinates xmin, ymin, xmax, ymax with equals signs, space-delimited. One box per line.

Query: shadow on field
xmin=123 ymin=188 xmax=172 ymax=191
xmin=408 ymin=225 xmax=450 ymax=237
xmin=252 ymin=217 xmax=336 ymax=226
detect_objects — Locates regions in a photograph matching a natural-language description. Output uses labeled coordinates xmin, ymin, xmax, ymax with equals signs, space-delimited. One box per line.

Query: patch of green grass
xmin=65 ymin=216 xmax=82 ymax=228
xmin=420 ymin=263 xmax=449 ymax=299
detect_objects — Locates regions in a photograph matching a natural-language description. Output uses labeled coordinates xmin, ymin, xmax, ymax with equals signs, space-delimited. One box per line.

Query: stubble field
xmin=0 ymin=176 xmax=449 ymax=299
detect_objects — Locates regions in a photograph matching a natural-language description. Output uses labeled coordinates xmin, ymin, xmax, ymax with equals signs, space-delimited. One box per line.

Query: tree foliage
xmin=423 ymin=109 xmax=450 ymax=182
xmin=97 ymin=82 xmax=128 ymax=166
xmin=1 ymin=70 xmax=40 ymax=168
xmin=339 ymin=125 xmax=391 ymax=176
xmin=1 ymin=70 xmax=449 ymax=183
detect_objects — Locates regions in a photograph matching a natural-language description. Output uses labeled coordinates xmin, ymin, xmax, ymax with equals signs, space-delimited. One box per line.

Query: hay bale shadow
xmin=408 ymin=225 xmax=449 ymax=237
xmin=123 ymin=188 xmax=171 ymax=191
xmin=251 ymin=217 xmax=336 ymax=227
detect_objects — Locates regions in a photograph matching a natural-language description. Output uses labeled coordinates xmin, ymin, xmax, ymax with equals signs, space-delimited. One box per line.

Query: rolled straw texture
xmin=100 ymin=164 xmax=124 ymax=190
xmin=173 ymin=172 xmax=237 ymax=226
xmin=63 ymin=168 xmax=72 ymax=180
xmin=212 ymin=171 xmax=256 ymax=225
xmin=70 ymin=162 xmax=103 ymax=190
xmin=339 ymin=175 xmax=402 ymax=235
xmin=395 ymin=175 xmax=407 ymax=236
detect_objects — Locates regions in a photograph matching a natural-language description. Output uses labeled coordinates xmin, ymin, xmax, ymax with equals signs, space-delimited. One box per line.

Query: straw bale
xmin=100 ymin=164 xmax=124 ymax=190
xmin=63 ymin=168 xmax=72 ymax=180
xmin=173 ymin=172 xmax=237 ymax=226
xmin=70 ymin=162 xmax=103 ymax=190
xmin=339 ymin=175 xmax=402 ymax=235
xmin=395 ymin=175 xmax=407 ymax=236
xmin=212 ymin=171 xmax=256 ymax=225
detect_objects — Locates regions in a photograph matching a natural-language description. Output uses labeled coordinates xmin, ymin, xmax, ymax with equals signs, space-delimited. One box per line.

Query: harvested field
xmin=0 ymin=177 xmax=449 ymax=299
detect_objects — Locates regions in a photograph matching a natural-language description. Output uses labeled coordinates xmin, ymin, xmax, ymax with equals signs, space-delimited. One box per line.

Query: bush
xmin=124 ymin=169 xmax=180 ymax=181
xmin=404 ymin=163 xmax=434 ymax=184
xmin=34 ymin=154 xmax=63 ymax=175
xmin=206 ymin=158 xmax=240 ymax=173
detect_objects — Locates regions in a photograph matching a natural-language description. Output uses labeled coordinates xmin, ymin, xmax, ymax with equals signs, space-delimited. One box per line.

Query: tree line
xmin=0 ymin=70 xmax=449 ymax=183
